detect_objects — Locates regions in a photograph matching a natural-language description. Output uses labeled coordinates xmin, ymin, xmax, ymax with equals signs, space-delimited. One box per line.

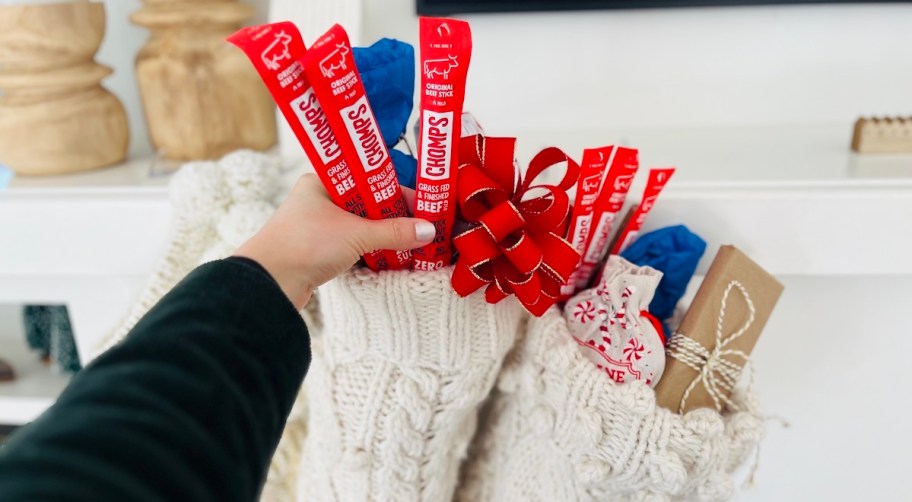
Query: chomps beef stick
xmin=301 ymin=24 xmax=412 ymax=271
xmin=608 ymin=167 xmax=675 ymax=256
xmin=560 ymin=146 xmax=613 ymax=299
xmin=412 ymin=17 xmax=472 ymax=271
xmin=229 ymin=23 xmax=390 ymax=268
xmin=575 ymin=147 xmax=640 ymax=289
xmin=228 ymin=23 xmax=366 ymax=217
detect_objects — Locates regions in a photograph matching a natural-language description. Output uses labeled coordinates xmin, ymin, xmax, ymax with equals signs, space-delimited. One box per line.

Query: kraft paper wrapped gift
xmin=655 ymin=245 xmax=784 ymax=414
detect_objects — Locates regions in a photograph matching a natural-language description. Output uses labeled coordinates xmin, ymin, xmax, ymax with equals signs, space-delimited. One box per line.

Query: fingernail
xmin=415 ymin=220 xmax=436 ymax=243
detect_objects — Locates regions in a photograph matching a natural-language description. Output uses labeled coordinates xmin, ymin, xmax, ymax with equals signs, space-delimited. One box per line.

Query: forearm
xmin=0 ymin=258 xmax=310 ymax=502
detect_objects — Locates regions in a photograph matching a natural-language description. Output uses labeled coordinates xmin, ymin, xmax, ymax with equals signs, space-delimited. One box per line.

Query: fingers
xmin=296 ymin=175 xmax=433 ymax=254
xmin=400 ymin=186 xmax=416 ymax=215
xmin=291 ymin=173 xmax=330 ymax=200
xmin=355 ymin=217 xmax=436 ymax=253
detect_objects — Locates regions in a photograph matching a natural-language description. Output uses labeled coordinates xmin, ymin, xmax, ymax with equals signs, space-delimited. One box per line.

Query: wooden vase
xmin=0 ymin=1 xmax=130 ymax=176
xmin=132 ymin=0 xmax=277 ymax=161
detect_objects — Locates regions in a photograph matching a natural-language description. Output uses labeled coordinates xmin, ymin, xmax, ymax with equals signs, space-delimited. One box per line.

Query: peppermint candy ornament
xmin=572 ymin=300 xmax=596 ymax=323
xmin=564 ymin=255 xmax=666 ymax=387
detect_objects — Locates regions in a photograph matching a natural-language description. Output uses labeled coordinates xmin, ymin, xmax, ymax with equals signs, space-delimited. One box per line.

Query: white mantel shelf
xmin=1 ymin=124 xmax=911 ymax=425
xmin=512 ymin=123 xmax=912 ymax=276
xmin=1 ymin=157 xmax=174 ymax=393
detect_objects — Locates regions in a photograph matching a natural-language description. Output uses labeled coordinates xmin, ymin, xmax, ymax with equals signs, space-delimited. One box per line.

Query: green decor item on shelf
xmin=22 ymin=305 xmax=81 ymax=373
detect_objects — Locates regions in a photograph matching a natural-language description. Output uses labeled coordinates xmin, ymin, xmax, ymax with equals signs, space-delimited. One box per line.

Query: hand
xmin=234 ymin=174 xmax=434 ymax=309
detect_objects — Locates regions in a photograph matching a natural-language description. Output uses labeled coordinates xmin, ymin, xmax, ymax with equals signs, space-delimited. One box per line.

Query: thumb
xmin=356 ymin=217 xmax=436 ymax=253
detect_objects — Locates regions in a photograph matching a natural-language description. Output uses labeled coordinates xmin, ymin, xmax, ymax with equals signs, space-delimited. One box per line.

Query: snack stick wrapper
xmin=412 ymin=17 xmax=472 ymax=271
xmin=609 ymin=167 xmax=675 ymax=256
xmin=302 ymin=24 xmax=412 ymax=271
xmin=560 ymin=146 xmax=613 ymax=299
xmin=228 ymin=23 xmax=388 ymax=268
xmin=575 ymin=147 xmax=640 ymax=289
xmin=228 ymin=23 xmax=366 ymax=216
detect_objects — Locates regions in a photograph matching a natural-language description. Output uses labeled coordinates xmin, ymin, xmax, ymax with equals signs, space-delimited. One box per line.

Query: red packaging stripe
xmin=412 ymin=17 xmax=472 ymax=272
xmin=574 ymin=147 xmax=640 ymax=289
xmin=228 ymin=23 xmax=366 ymax=216
xmin=301 ymin=24 xmax=412 ymax=271
xmin=560 ymin=145 xmax=613 ymax=299
xmin=609 ymin=167 xmax=676 ymax=256
xmin=227 ymin=23 xmax=386 ymax=268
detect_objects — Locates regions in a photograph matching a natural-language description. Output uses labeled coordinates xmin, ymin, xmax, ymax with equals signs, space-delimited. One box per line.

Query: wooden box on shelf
xmin=852 ymin=117 xmax=912 ymax=154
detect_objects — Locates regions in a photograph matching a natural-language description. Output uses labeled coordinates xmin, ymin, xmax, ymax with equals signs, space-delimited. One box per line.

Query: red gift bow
xmin=451 ymin=135 xmax=581 ymax=316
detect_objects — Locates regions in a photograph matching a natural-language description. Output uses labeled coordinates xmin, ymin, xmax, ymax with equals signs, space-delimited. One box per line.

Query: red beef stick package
xmin=228 ymin=23 xmax=365 ymax=216
xmin=228 ymin=23 xmax=401 ymax=269
xmin=560 ymin=146 xmax=613 ymax=299
xmin=575 ymin=147 xmax=640 ymax=290
xmin=609 ymin=167 xmax=676 ymax=256
xmin=301 ymin=24 xmax=413 ymax=271
xmin=412 ymin=17 xmax=472 ymax=271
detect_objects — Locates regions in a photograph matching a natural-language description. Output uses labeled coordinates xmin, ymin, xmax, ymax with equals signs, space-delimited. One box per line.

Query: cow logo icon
xmin=437 ymin=23 xmax=451 ymax=37
xmin=582 ymin=174 xmax=601 ymax=193
xmin=657 ymin=171 xmax=668 ymax=183
xmin=261 ymin=31 xmax=292 ymax=71
xmin=614 ymin=173 xmax=634 ymax=190
xmin=640 ymin=195 xmax=658 ymax=212
xmin=320 ymin=43 xmax=350 ymax=78
xmin=424 ymin=55 xmax=458 ymax=80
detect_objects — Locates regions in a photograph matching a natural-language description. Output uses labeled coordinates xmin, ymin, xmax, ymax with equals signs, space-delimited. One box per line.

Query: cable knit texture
xmin=456 ymin=306 xmax=764 ymax=502
xmin=298 ymin=266 xmax=524 ymax=502
xmin=92 ymin=150 xmax=311 ymax=502
xmin=91 ymin=149 xmax=763 ymax=502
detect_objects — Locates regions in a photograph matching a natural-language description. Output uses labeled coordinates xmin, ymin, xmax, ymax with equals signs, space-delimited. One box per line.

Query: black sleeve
xmin=0 ymin=257 xmax=311 ymax=502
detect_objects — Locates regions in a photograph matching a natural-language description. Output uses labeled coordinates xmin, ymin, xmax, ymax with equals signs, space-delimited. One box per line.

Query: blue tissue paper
xmin=354 ymin=38 xmax=417 ymax=188
xmin=621 ymin=225 xmax=707 ymax=333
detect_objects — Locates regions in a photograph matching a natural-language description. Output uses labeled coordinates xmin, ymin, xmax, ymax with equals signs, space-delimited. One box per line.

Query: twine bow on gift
xmin=451 ymin=135 xmax=581 ymax=316
xmin=666 ymin=280 xmax=756 ymax=414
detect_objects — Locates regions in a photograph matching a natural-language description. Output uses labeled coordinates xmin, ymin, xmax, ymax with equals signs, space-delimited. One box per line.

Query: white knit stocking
xmin=94 ymin=150 xmax=283 ymax=356
xmin=297 ymin=267 xmax=524 ymax=502
xmin=457 ymin=307 xmax=764 ymax=502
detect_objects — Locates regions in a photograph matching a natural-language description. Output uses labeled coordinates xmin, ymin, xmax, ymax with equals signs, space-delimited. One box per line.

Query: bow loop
xmin=478 ymin=201 xmax=525 ymax=242
xmin=521 ymin=146 xmax=581 ymax=194
xmin=467 ymin=135 xmax=518 ymax=194
xmin=501 ymin=233 xmax=543 ymax=276
xmin=457 ymin=163 xmax=508 ymax=223
xmin=451 ymin=135 xmax=581 ymax=316
xmin=518 ymin=187 xmax=570 ymax=232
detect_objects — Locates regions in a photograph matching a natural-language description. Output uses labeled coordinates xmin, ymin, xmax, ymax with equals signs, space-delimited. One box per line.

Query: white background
xmin=97 ymin=0 xmax=912 ymax=167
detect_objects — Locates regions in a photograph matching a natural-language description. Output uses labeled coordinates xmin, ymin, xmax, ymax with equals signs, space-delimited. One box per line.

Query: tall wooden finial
xmin=0 ymin=2 xmax=130 ymax=176
xmin=132 ymin=0 xmax=277 ymax=161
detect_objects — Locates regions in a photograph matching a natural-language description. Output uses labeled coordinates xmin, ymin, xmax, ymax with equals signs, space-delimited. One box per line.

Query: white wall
xmin=98 ymin=1 xmax=912 ymax=162
xmin=362 ymin=1 xmax=912 ymax=135
xmin=727 ymin=275 xmax=912 ymax=501
xmin=96 ymin=0 xmax=148 ymax=158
